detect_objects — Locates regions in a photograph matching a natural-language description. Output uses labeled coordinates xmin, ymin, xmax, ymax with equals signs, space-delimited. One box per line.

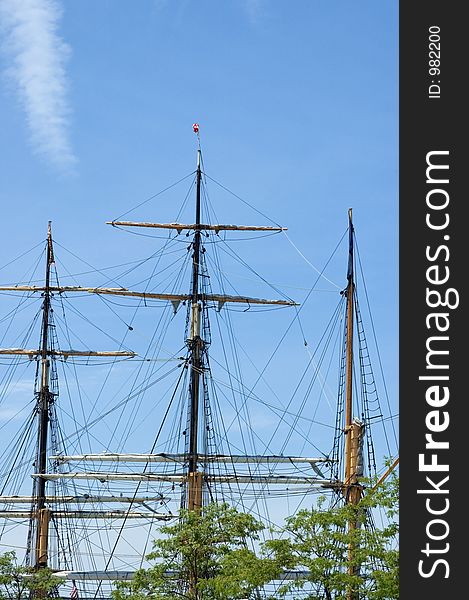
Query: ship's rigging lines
xmin=0 ymin=146 xmax=397 ymax=599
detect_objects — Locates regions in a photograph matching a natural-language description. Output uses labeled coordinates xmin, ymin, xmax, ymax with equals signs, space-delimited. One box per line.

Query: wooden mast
xmin=35 ymin=222 xmax=54 ymax=569
xmin=343 ymin=209 xmax=363 ymax=600
xmin=344 ymin=208 xmax=359 ymax=493
xmin=187 ymin=147 xmax=203 ymax=513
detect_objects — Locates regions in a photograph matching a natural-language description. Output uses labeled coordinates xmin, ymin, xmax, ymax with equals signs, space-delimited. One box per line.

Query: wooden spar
xmin=0 ymin=510 xmax=171 ymax=520
xmin=0 ymin=349 xmax=135 ymax=357
xmin=371 ymin=456 xmax=399 ymax=491
xmin=32 ymin=472 xmax=334 ymax=486
xmin=207 ymin=293 xmax=297 ymax=307
xmin=106 ymin=221 xmax=287 ymax=232
xmin=0 ymin=495 xmax=166 ymax=504
xmin=52 ymin=453 xmax=332 ymax=465
xmin=0 ymin=286 xmax=192 ymax=299
xmin=48 ymin=569 xmax=313 ymax=582
xmin=0 ymin=286 xmax=297 ymax=306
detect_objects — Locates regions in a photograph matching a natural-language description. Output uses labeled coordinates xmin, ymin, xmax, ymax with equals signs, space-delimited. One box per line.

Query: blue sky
xmin=0 ymin=1 xmax=398 ymax=469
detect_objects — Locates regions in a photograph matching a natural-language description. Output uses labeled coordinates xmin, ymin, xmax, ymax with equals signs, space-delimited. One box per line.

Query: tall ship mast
xmin=0 ymin=129 xmax=398 ymax=598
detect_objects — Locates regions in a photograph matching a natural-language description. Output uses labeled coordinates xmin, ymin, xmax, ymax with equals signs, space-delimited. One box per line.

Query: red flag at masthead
xmin=192 ymin=123 xmax=199 ymax=134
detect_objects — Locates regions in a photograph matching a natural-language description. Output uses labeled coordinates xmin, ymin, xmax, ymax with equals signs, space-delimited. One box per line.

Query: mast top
xmin=47 ymin=221 xmax=55 ymax=265
xmin=347 ymin=208 xmax=354 ymax=283
xmin=193 ymin=122 xmax=201 ymax=161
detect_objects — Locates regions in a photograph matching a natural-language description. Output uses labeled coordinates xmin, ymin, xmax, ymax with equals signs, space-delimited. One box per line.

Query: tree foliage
xmin=0 ymin=552 xmax=64 ymax=600
xmin=112 ymin=474 xmax=399 ymax=600
xmin=112 ymin=502 xmax=280 ymax=600
xmin=266 ymin=472 xmax=399 ymax=599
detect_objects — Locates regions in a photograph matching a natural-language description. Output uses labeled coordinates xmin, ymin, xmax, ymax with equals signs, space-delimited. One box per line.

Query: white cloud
xmin=244 ymin=0 xmax=267 ymax=24
xmin=0 ymin=0 xmax=77 ymax=171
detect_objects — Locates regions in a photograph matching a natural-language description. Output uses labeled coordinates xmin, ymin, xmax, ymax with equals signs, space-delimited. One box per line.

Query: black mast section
xmin=35 ymin=221 xmax=54 ymax=567
xmin=188 ymin=150 xmax=203 ymax=481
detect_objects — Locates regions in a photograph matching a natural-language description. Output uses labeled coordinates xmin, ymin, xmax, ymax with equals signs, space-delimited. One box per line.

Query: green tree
xmin=0 ymin=552 xmax=64 ymax=600
xmin=112 ymin=502 xmax=280 ymax=600
xmin=265 ymin=473 xmax=399 ymax=600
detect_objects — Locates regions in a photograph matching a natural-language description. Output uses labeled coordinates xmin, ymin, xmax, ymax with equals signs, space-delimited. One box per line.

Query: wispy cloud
xmin=243 ymin=0 xmax=267 ymax=24
xmin=0 ymin=0 xmax=76 ymax=171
